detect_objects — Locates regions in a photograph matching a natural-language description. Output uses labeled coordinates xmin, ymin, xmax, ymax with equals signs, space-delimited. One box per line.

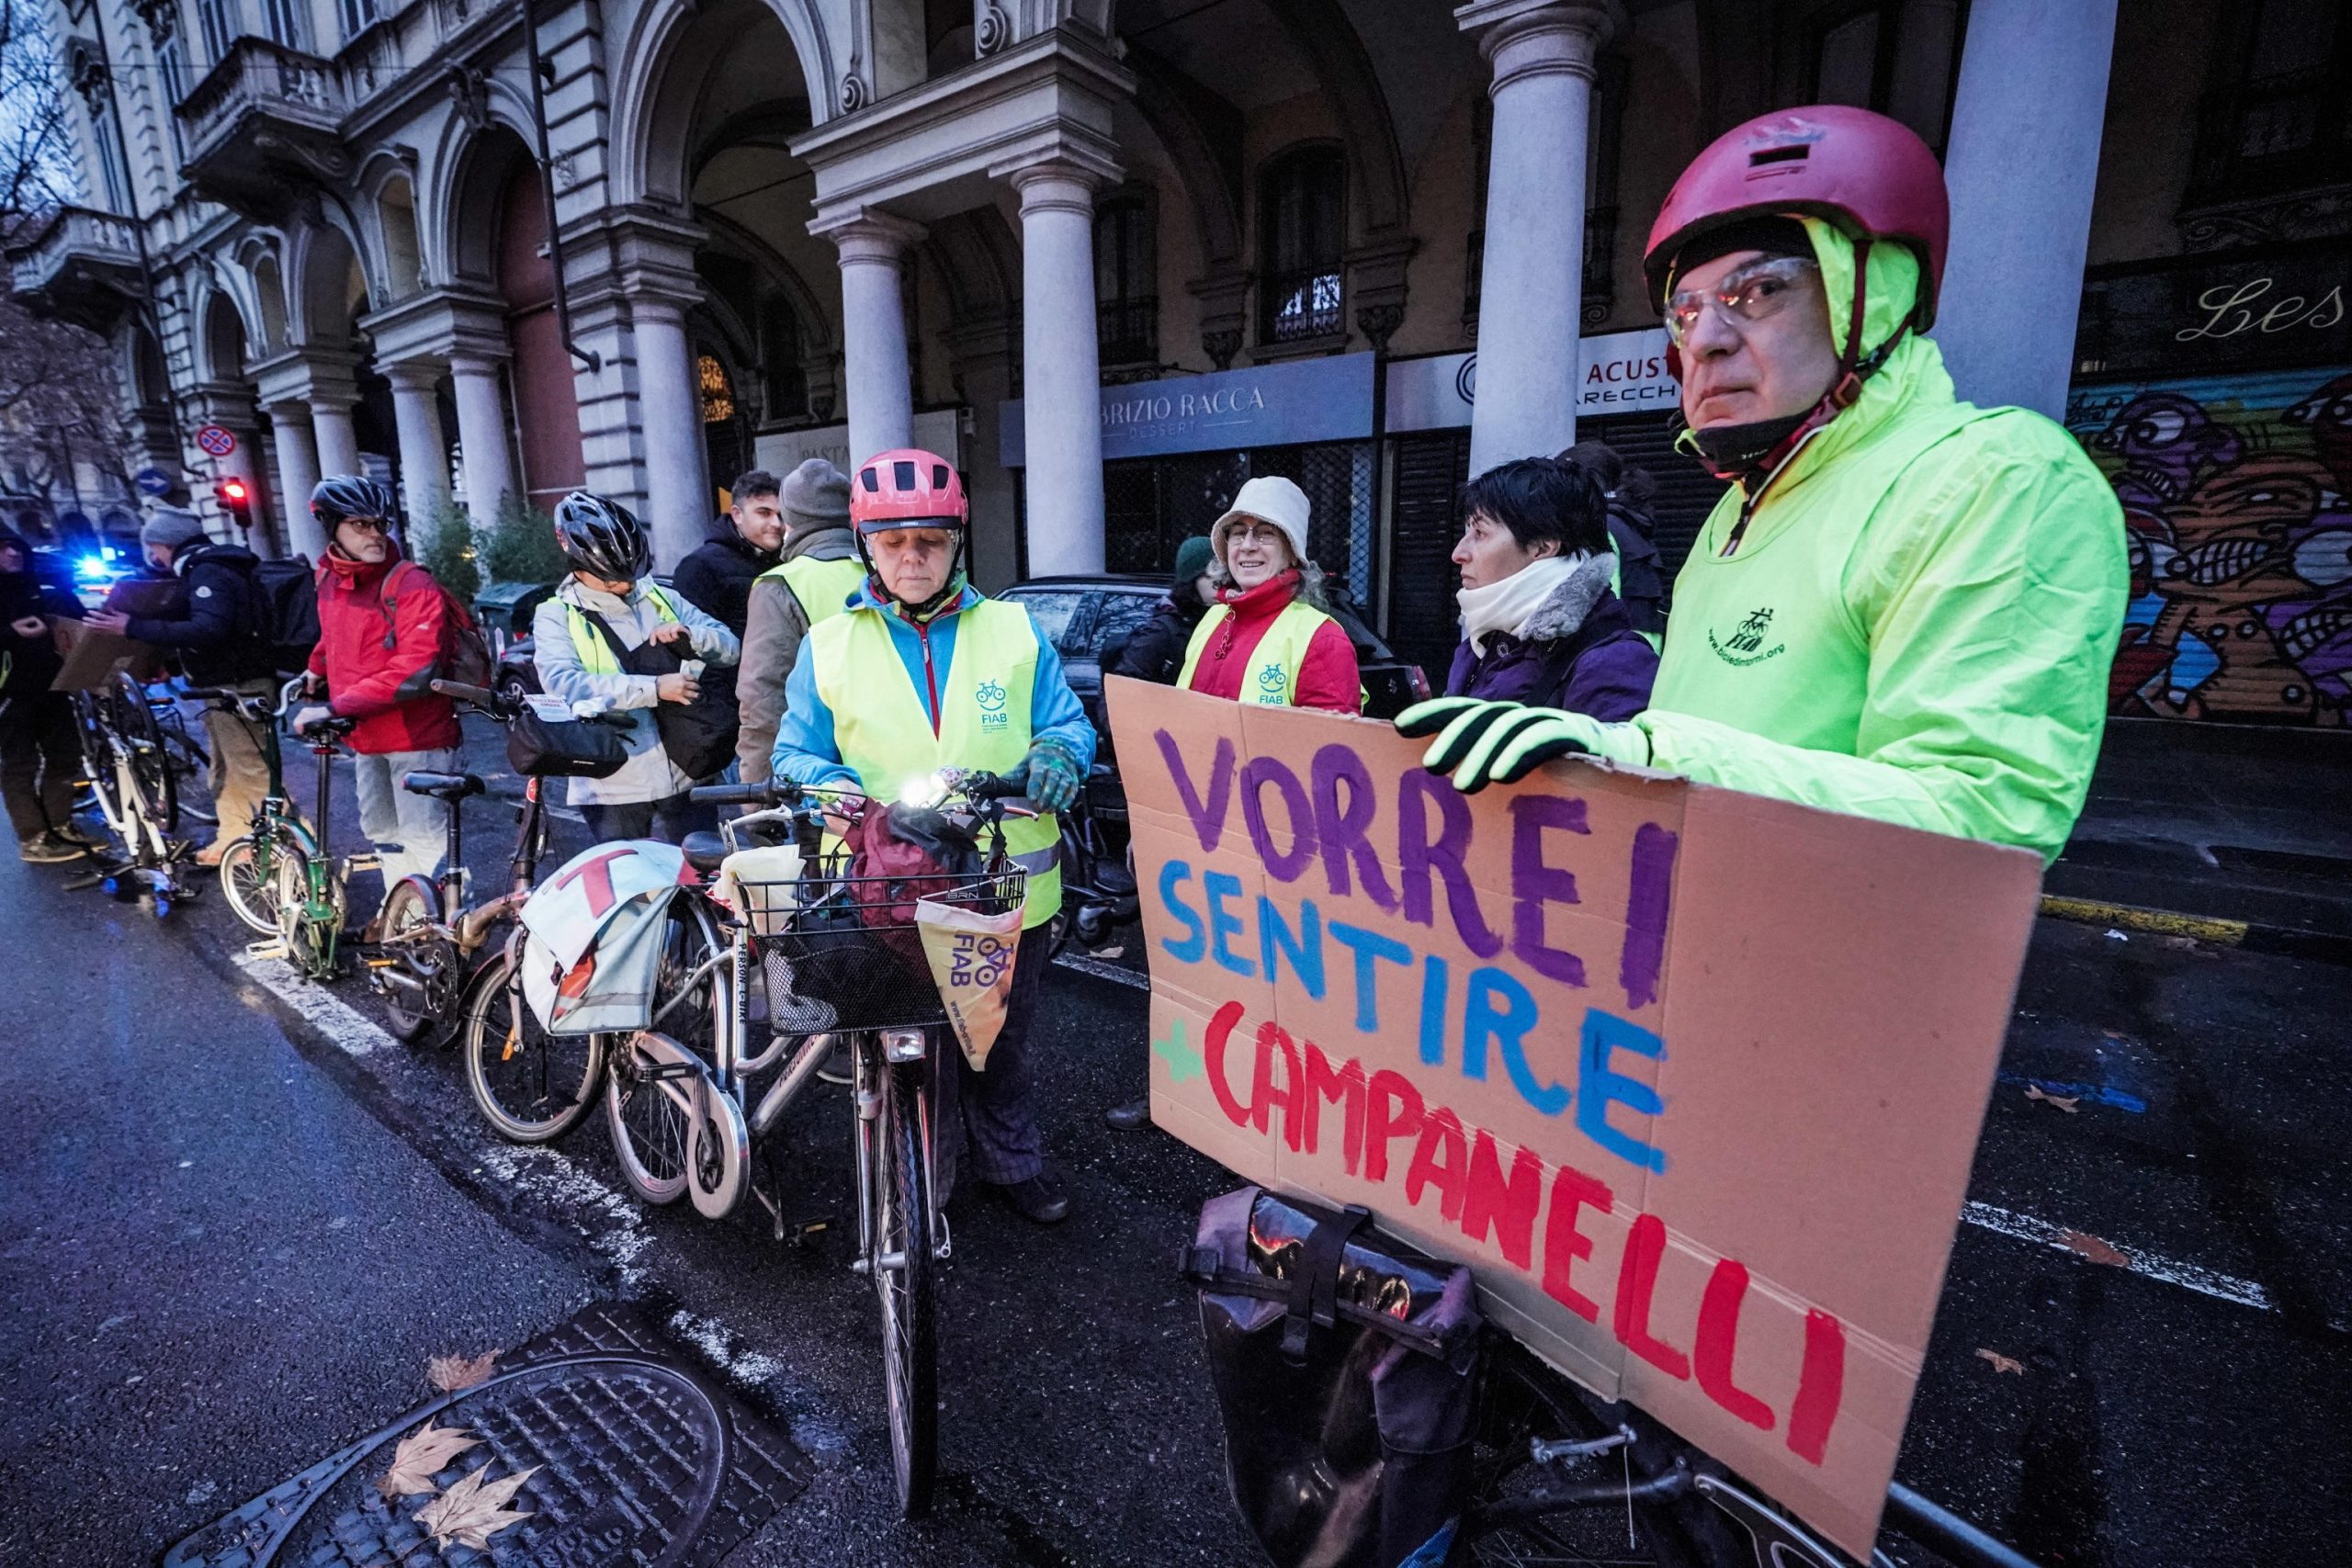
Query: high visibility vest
xmin=564 ymin=581 xmax=685 ymax=677
xmin=1178 ymin=597 xmax=1349 ymax=707
xmin=806 ymin=598 xmax=1063 ymax=929
xmin=762 ymin=553 xmax=866 ymax=625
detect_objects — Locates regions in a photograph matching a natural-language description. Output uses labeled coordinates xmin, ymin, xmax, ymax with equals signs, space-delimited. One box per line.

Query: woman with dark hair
xmin=1444 ymin=457 xmax=1657 ymax=720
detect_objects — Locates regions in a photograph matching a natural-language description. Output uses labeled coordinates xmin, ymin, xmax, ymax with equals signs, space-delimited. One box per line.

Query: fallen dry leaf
xmin=427 ymin=1351 xmax=497 ymax=1393
xmin=415 ymin=1461 xmax=539 ymax=1550
xmin=2024 ymin=1084 xmax=2081 ymax=1113
xmin=377 ymin=1419 xmax=480 ymax=1499
xmin=1975 ymin=1348 xmax=2026 ymax=1376
xmin=2059 ymin=1229 xmax=2131 ymax=1268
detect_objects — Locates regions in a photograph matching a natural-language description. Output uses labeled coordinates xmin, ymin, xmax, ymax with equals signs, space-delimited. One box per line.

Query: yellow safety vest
xmin=1178 ymin=597 xmax=1352 ymax=708
xmin=565 ymin=581 xmax=685 ymax=678
xmin=807 ymin=598 xmax=1064 ymax=929
xmin=762 ymin=554 xmax=867 ymax=626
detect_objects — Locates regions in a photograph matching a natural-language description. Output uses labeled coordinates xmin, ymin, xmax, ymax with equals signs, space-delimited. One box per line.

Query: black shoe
xmin=18 ymin=831 xmax=83 ymax=864
xmin=995 ymin=1172 xmax=1070 ymax=1225
xmin=1103 ymin=1098 xmax=1151 ymax=1131
xmin=53 ymin=821 xmax=106 ymax=849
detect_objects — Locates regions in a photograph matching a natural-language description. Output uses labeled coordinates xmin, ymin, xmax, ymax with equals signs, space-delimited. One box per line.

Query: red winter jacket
xmin=307 ymin=548 xmax=462 ymax=754
xmin=1182 ymin=570 xmax=1362 ymax=715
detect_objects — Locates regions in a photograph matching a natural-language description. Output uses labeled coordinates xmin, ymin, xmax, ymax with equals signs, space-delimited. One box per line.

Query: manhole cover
xmin=164 ymin=1305 xmax=808 ymax=1568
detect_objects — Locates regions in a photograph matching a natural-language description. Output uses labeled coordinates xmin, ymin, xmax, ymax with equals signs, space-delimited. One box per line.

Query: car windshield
xmin=1009 ymin=590 xmax=1091 ymax=656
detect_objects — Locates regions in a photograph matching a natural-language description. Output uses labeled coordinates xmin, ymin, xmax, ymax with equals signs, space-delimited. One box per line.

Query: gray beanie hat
xmin=780 ymin=458 xmax=851 ymax=530
xmin=141 ymin=508 xmax=208 ymax=553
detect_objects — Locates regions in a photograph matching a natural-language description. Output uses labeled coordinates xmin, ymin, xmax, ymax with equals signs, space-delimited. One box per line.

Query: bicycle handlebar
xmin=430 ymin=678 xmax=501 ymax=711
xmin=950 ymin=769 xmax=1027 ymax=802
xmin=691 ymin=781 xmax=798 ymax=807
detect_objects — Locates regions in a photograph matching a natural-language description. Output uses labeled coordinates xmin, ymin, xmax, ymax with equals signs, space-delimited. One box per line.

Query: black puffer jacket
xmin=672 ymin=519 xmax=779 ymax=638
xmin=123 ymin=540 xmax=274 ymax=685
xmin=1107 ymin=580 xmax=1210 ymax=685
xmin=0 ymin=534 xmax=84 ymax=694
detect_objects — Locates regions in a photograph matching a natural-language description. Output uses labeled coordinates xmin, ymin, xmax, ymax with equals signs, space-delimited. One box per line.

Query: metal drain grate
xmin=164 ymin=1304 xmax=808 ymax=1568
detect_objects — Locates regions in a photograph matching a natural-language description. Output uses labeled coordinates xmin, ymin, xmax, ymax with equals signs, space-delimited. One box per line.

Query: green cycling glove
xmin=1020 ymin=739 xmax=1085 ymax=812
xmin=1393 ymin=696 xmax=1649 ymax=793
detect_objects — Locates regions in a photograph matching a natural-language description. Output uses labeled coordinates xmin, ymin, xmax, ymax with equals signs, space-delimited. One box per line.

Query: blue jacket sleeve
xmin=1027 ymin=635 xmax=1097 ymax=770
xmin=770 ymin=648 xmax=860 ymax=788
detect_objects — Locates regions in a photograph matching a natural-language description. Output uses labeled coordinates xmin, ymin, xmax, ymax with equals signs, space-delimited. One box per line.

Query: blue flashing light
xmin=75 ymin=555 xmax=110 ymax=579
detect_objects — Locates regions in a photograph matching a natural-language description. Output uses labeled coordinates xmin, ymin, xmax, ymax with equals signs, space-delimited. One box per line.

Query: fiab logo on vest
xmin=1707 ymin=605 xmax=1787 ymax=668
xmin=1255 ymin=660 xmax=1286 ymax=697
xmin=975 ymin=677 xmax=1010 ymax=729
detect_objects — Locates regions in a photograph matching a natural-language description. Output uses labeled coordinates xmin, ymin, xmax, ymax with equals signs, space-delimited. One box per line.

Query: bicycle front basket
xmin=741 ymin=870 xmax=1024 ymax=1034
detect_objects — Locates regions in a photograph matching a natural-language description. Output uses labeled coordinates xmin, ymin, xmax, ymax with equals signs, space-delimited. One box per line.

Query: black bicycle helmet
xmin=552 ymin=491 xmax=650 ymax=581
xmin=310 ymin=474 xmax=395 ymax=528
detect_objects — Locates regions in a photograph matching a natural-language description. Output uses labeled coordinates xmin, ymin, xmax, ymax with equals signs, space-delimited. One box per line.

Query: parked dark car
xmin=997 ymin=572 xmax=1430 ymax=752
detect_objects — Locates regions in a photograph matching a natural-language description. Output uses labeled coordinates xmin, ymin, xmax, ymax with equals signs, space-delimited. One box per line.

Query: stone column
xmin=629 ymin=299 xmax=712 ymax=571
xmin=448 ymin=353 xmax=520 ymax=523
xmin=311 ymin=399 xmax=363 ymax=482
xmin=1008 ymin=161 xmax=1108 ymax=576
xmin=818 ymin=211 xmax=925 ymax=471
xmin=269 ymin=405 xmax=327 ymax=559
xmin=385 ymin=362 xmax=454 ymax=547
xmin=1935 ymin=0 xmax=2119 ymax=419
xmin=1456 ymin=0 xmax=1614 ymax=476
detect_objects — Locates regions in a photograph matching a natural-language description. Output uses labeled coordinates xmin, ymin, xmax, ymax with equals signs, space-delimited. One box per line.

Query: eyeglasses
xmin=1225 ymin=523 xmax=1289 ymax=548
xmin=340 ymin=516 xmax=391 ymax=533
xmin=1663 ymin=255 xmax=1821 ymax=345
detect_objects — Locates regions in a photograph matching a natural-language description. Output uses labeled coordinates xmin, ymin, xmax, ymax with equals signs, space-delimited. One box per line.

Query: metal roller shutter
xmin=1580 ymin=411 xmax=1731 ymax=593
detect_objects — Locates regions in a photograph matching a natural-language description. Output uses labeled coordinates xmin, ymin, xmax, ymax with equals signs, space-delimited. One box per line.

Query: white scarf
xmin=1457 ymin=553 xmax=1587 ymax=656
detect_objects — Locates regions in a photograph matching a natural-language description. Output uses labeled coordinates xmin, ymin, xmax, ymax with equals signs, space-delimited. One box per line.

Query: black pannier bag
xmin=1181 ymin=1187 xmax=1483 ymax=1568
xmin=504 ymin=704 xmax=628 ymax=779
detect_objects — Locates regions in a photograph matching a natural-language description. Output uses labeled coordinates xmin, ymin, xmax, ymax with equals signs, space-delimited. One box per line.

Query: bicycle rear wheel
xmin=873 ymin=1053 xmax=938 ymax=1518
xmin=604 ymin=898 xmax=727 ymax=1204
xmin=375 ymin=876 xmax=452 ymax=1042
xmin=465 ymin=944 xmax=605 ymax=1142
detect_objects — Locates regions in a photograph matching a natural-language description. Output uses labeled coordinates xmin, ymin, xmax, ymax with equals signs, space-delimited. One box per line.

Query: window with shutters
xmin=195 ymin=0 xmax=232 ymax=62
xmin=2188 ymin=0 xmax=2352 ymax=208
xmin=1258 ymin=146 xmax=1346 ymax=344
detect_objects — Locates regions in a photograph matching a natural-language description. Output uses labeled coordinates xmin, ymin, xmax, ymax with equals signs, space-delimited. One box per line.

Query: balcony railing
xmin=1464 ymin=208 xmax=1622 ymax=328
xmin=1098 ymin=296 xmax=1159 ymax=366
xmin=5 ymin=206 xmax=144 ymax=330
xmin=175 ymin=36 xmax=348 ymax=220
xmin=1262 ymin=267 xmax=1343 ymax=344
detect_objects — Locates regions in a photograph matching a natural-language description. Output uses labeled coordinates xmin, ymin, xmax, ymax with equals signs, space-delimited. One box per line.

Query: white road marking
xmin=1054 ymin=952 xmax=1150 ymax=991
xmin=233 ymin=951 xmax=393 ymax=1056
xmin=669 ymin=1309 xmax=793 ymax=1389
xmin=1962 ymin=1201 xmax=2273 ymax=1311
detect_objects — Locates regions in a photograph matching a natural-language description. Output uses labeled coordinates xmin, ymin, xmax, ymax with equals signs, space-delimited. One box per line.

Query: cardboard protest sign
xmin=49 ymin=579 xmax=183 ymax=691
xmin=1108 ymin=676 xmax=2041 ymax=1558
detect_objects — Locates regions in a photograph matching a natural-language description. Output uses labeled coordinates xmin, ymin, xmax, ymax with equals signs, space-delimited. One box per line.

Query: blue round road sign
xmin=134 ymin=468 xmax=173 ymax=497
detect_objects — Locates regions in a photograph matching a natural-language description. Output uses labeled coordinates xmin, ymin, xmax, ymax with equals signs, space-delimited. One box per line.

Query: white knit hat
xmin=1210 ymin=476 xmax=1311 ymax=566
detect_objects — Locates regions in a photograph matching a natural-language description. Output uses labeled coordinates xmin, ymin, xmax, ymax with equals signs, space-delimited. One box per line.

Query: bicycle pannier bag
xmin=247 ymin=558 xmax=321 ymax=676
xmin=505 ymin=696 xmax=628 ymax=779
xmin=1182 ymin=1187 xmax=1483 ymax=1568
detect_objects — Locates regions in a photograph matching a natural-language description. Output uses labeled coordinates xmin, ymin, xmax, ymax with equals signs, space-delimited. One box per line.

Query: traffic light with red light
xmin=214 ymin=476 xmax=253 ymax=531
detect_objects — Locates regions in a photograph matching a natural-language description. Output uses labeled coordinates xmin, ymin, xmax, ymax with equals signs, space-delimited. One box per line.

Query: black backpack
xmin=247 ymin=557 xmax=322 ymax=677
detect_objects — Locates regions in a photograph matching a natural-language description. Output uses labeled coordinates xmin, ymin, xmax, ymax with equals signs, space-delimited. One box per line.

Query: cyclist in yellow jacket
xmin=1402 ymin=106 xmax=2127 ymax=864
xmin=772 ymin=449 xmax=1095 ymax=1225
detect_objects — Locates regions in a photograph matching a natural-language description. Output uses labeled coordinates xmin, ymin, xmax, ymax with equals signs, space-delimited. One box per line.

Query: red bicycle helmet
xmin=1644 ymin=105 xmax=1950 ymax=328
xmin=852 ymin=449 xmax=968 ymax=532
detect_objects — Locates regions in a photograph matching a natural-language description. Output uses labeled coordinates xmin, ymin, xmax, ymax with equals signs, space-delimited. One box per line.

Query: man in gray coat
xmin=733 ymin=458 xmax=865 ymax=783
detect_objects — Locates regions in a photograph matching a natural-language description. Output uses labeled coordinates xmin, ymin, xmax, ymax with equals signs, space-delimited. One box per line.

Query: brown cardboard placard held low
xmin=1107 ymin=676 xmax=2042 ymax=1560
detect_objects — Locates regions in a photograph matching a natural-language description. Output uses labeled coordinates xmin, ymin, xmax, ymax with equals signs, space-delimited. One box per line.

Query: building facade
xmin=9 ymin=0 xmax=2348 ymax=724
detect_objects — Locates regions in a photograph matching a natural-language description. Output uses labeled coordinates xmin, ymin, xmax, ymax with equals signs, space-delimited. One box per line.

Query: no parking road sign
xmin=194 ymin=424 xmax=237 ymax=457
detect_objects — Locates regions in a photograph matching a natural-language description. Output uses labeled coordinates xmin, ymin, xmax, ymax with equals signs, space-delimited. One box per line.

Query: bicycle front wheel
xmin=464 ymin=945 xmax=605 ymax=1143
xmin=218 ymin=835 xmax=280 ymax=933
xmin=873 ymin=1055 xmax=938 ymax=1518
xmin=112 ymin=675 xmax=178 ymax=837
xmin=276 ymin=845 xmax=344 ymax=978
xmin=72 ymin=694 xmax=128 ymax=836
xmin=604 ymin=899 xmax=728 ymax=1203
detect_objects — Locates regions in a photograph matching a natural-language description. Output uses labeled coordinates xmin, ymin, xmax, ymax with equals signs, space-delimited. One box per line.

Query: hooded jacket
xmin=0 ymin=534 xmax=82 ymax=695
xmin=122 ymin=540 xmax=275 ymax=686
xmin=1636 ymin=221 xmax=2128 ymax=862
xmin=306 ymin=547 xmax=462 ymax=754
xmin=1445 ymin=557 xmax=1657 ymax=721
xmin=734 ymin=519 xmax=861 ymax=783
xmin=1108 ymin=577 xmax=1210 ymax=685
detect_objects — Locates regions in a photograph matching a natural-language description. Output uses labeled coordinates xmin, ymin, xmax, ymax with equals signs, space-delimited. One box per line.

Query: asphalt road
xmin=0 ymin=731 xmax=2345 ymax=1567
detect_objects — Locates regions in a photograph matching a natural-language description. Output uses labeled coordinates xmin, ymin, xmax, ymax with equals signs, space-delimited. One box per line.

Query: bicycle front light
xmin=881 ymin=1028 xmax=928 ymax=1063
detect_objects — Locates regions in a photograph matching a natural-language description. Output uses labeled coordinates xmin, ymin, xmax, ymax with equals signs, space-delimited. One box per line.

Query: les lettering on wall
xmin=1107 ymin=677 xmax=2043 ymax=1560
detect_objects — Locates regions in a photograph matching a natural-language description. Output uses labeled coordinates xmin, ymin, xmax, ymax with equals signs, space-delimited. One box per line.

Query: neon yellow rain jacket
xmin=1639 ymin=221 xmax=2128 ymax=863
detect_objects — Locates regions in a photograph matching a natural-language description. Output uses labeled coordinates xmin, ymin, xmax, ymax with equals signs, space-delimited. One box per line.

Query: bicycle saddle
xmin=679 ymin=830 xmax=731 ymax=874
xmin=401 ymin=771 xmax=486 ymax=801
